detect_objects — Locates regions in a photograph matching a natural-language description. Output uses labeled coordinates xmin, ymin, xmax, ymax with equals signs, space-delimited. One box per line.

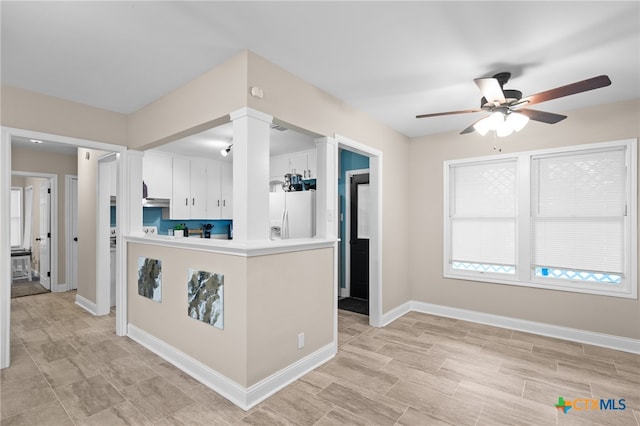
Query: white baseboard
xmin=128 ymin=324 xmax=336 ymax=411
xmin=381 ymin=300 xmax=640 ymax=355
xmin=55 ymin=282 xmax=69 ymax=293
xmin=380 ymin=301 xmax=412 ymax=327
xmin=75 ymin=294 xmax=97 ymax=315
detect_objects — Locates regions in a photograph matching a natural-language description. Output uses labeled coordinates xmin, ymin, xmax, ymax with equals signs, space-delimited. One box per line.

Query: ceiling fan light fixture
xmin=473 ymin=117 xmax=491 ymax=136
xmin=496 ymin=120 xmax=514 ymax=137
xmin=507 ymin=112 xmax=529 ymax=132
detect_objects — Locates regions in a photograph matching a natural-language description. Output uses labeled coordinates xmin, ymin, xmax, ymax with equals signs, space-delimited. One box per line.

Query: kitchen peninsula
xmin=124 ymin=107 xmax=338 ymax=410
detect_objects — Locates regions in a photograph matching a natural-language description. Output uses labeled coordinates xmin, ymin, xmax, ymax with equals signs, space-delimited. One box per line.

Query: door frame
xmin=1 ymin=126 xmax=128 ymax=370
xmin=335 ymin=134 xmax=383 ymax=327
xmin=11 ymin=171 xmax=57 ymax=291
xmin=343 ymin=168 xmax=370 ymax=299
xmin=97 ymin=153 xmax=117 ymax=315
xmin=65 ymin=175 xmax=78 ymax=291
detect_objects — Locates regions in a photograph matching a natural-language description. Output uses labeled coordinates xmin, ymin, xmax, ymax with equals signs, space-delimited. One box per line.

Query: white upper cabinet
xmin=172 ymin=157 xmax=207 ymax=219
xmin=270 ymin=148 xmax=317 ymax=180
xmin=270 ymin=154 xmax=290 ymax=180
xmin=206 ymin=160 xmax=233 ymax=219
xmin=143 ymin=150 xmax=173 ymax=199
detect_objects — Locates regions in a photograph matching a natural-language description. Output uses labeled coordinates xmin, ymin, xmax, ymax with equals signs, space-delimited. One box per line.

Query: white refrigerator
xmin=269 ymin=191 xmax=316 ymax=239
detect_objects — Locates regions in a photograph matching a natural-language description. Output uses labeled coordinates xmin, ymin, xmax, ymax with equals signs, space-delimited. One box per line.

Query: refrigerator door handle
xmin=280 ymin=209 xmax=287 ymax=239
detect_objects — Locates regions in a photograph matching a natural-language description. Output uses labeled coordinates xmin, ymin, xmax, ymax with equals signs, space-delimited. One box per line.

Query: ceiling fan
xmin=416 ymin=72 xmax=611 ymax=136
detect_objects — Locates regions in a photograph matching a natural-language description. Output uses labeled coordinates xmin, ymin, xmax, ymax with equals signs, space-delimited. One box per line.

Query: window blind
xmin=531 ymin=147 xmax=626 ymax=275
xmin=450 ymin=159 xmax=517 ymax=267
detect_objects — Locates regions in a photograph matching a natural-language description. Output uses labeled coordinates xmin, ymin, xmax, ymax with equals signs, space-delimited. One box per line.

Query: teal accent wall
xmin=338 ymin=149 xmax=369 ymax=291
xmin=143 ymin=207 xmax=232 ymax=238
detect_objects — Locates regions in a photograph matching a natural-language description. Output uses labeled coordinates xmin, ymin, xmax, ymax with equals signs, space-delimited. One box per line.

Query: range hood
xmin=143 ymin=198 xmax=170 ymax=208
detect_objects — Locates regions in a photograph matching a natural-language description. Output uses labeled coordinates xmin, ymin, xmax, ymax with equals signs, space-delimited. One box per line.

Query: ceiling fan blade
xmin=474 ymin=77 xmax=506 ymax=105
xmin=416 ymin=109 xmax=482 ymax=119
xmin=520 ymin=75 xmax=611 ymax=106
xmin=517 ymin=108 xmax=567 ymax=124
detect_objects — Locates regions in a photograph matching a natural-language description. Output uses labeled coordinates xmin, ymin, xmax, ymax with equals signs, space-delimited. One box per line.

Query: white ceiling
xmin=2 ymin=1 xmax=638 ymax=139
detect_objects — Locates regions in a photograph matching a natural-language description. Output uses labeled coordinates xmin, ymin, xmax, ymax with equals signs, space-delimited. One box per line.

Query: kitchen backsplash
xmin=143 ymin=207 xmax=231 ymax=237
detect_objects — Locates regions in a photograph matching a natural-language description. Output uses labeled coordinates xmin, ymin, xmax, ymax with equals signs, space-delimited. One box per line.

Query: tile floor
xmin=1 ymin=291 xmax=639 ymax=425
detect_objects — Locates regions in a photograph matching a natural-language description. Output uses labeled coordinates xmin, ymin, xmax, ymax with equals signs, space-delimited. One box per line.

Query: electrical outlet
xmin=297 ymin=332 xmax=305 ymax=349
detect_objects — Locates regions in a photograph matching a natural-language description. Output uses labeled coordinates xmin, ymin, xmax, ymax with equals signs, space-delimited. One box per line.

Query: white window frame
xmin=443 ymin=139 xmax=637 ymax=299
xmin=10 ymin=187 xmax=23 ymax=248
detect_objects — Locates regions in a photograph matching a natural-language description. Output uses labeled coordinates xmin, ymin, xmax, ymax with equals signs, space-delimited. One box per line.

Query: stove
xmin=110 ymin=227 xmax=117 ymax=249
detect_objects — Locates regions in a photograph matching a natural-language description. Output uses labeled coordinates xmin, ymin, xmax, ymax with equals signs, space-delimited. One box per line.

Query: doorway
xmin=10 ymin=173 xmax=56 ymax=297
xmin=334 ymin=136 xmax=382 ymax=327
xmin=339 ymin=168 xmax=370 ymax=316
xmin=1 ymin=126 xmax=128 ymax=370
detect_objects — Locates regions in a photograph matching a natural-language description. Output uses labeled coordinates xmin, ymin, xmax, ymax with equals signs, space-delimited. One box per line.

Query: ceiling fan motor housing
xmin=481 ymin=89 xmax=522 ymax=108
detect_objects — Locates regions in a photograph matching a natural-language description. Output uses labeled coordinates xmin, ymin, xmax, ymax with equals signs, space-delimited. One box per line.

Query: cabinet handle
xmin=185 ymin=198 xmax=188 ymax=206
xmin=304 ymin=170 xmax=307 ymax=178
xmin=217 ymin=200 xmax=220 ymax=207
xmin=192 ymin=198 xmax=195 ymax=206
xmin=223 ymin=200 xmax=226 ymax=207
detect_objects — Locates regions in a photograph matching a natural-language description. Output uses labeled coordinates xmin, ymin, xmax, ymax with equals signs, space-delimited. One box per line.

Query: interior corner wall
xmin=126 ymin=51 xmax=249 ymax=150
xmin=77 ymin=148 xmax=108 ymax=304
xmin=409 ymin=98 xmax=640 ymax=339
xmin=11 ymin=147 xmax=78 ymax=284
xmin=246 ymin=51 xmax=412 ymax=313
xmin=0 ymin=85 xmax=127 ymax=145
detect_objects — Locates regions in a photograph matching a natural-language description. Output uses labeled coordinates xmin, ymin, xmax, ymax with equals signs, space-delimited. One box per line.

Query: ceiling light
xmin=30 ymin=139 xmax=43 ymax=144
xmin=506 ymin=112 xmax=529 ymax=132
xmin=220 ymin=144 xmax=233 ymax=157
xmin=473 ymin=111 xmax=529 ymax=137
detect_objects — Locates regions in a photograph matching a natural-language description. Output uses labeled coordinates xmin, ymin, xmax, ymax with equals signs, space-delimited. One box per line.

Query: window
xmin=444 ymin=139 xmax=637 ymax=298
xmin=10 ymin=187 xmax=23 ymax=248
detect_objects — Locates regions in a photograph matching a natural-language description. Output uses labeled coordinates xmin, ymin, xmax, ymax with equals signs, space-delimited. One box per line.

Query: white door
xmin=70 ymin=177 xmax=78 ymax=290
xmin=39 ymin=181 xmax=51 ymax=290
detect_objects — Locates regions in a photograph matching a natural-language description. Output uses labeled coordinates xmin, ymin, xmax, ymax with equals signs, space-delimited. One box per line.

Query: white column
xmin=314 ymin=137 xmax=338 ymax=239
xmin=230 ymin=107 xmax=272 ymax=242
xmin=116 ymin=149 xmax=142 ymax=336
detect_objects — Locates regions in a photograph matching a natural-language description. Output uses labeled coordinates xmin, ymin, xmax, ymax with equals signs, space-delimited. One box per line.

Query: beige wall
xmin=1 ymin=85 xmax=127 ymax=145
xmin=127 ymin=242 xmax=249 ymax=385
xmin=11 ymin=146 xmax=78 ymax=283
xmin=409 ymin=99 xmax=640 ymax=339
xmin=77 ymin=148 xmax=108 ymax=303
xmin=127 ymin=243 xmax=334 ymax=388
xmin=247 ymin=247 xmax=334 ymax=385
xmin=245 ymin=51 xmax=412 ymax=312
xmin=126 ymin=50 xmax=412 ymax=314
xmin=126 ymin=51 xmax=248 ymax=150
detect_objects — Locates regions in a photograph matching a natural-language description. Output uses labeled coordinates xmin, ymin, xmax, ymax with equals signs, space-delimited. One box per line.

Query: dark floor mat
xmin=338 ymin=297 xmax=369 ymax=316
xmin=11 ymin=278 xmax=50 ymax=298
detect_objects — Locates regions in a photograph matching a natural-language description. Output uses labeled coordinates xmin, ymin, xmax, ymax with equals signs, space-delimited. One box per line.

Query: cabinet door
xmin=171 ymin=157 xmax=191 ymax=219
xmin=143 ymin=151 xmax=173 ymax=199
xmin=306 ymin=149 xmax=317 ymax=179
xmin=220 ymin=161 xmax=233 ymax=219
xmin=206 ymin=160 xmax=222 ymax=219
xmin=289 ymin=153 xmax=308 ymax=177
xmin=270 ymin=154 xmax=290 ymax=180
xmin=190 ymin=158 xmax=207 ymax=219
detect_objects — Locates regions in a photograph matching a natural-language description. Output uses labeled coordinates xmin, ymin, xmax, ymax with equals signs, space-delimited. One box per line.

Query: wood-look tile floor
xmin=1 ymin=291 xmax=639 ymax=425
